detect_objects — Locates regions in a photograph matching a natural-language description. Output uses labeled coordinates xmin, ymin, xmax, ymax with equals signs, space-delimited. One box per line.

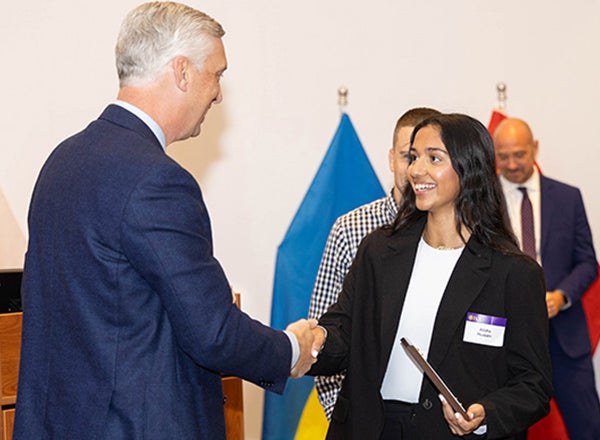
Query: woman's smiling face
xmin=408 ymin=125 xmax=460 ymax=218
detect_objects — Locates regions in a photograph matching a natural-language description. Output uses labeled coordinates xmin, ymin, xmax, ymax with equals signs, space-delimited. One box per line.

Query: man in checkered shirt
xmin=308 ymin=107 xmax=441 ymax=420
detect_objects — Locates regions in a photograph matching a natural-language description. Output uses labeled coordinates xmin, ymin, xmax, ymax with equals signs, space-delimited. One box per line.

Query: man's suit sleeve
xmin=555 ymin=188 xmax=597 ymax=302
xmin=120 ymin=162 xmax=291 ymax=393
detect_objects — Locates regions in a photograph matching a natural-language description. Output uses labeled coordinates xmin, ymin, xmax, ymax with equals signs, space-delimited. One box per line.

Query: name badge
xmin=463 ymin=312 xmax=507 ymax=347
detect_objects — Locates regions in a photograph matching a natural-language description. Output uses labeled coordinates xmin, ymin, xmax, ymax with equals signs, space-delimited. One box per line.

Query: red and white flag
xmin=487 ymin=109 xmax=507 ymax=135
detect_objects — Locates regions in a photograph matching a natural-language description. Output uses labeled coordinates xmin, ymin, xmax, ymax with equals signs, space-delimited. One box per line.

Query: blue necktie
xmin=518 ymin=187 xmax=536 ymax=259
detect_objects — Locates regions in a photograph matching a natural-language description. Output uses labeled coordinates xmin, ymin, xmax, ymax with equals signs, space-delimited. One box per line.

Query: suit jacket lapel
xmin=539 ymin=175 xmax=554 ymax=261
xmin=427 ymin=238 xmax=492 ymax=369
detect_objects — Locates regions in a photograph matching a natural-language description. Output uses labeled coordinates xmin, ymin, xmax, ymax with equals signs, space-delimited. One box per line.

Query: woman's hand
xmin=439 ymin=395 xmax=486 ymax=436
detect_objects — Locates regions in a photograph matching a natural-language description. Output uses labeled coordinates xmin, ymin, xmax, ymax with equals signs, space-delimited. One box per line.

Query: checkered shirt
xmin=308 ymin=192 xmax=398 ymax=420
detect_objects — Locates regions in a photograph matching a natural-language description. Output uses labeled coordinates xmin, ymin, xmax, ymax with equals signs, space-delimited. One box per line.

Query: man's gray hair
xmin=115 ymin=2 xmax=225 ymax=87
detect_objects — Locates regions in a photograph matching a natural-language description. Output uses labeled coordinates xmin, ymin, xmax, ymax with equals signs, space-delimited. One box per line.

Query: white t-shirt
xmin=380 ymin=237 xmax=464 ymax=402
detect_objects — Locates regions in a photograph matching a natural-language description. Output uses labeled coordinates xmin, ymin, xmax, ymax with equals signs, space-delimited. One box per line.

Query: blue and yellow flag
xmin=262 ymin=113 xmax=385 ymax=439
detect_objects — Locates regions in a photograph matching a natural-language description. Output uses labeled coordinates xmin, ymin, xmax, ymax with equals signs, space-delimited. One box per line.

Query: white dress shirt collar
xmin=499 ymin=166 xmax=540 ymax=194
xmin=113 ymin=100 xmax=167 ymax=150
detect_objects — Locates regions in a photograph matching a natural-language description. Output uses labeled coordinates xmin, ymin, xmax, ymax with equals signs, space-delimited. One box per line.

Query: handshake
xmin=286 ymin=319 xmax=326 ymax=378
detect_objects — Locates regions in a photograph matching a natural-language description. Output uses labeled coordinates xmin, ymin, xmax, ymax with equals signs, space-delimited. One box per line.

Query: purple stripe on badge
xmin=466 ymin=312 xmax=507 ymax=327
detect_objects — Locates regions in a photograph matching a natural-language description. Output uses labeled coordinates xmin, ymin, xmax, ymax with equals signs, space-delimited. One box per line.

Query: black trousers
xmin=382 ymin=400 xmax=419 ymax=440
xmin=382 ymin=400 xmax=506 ymax=440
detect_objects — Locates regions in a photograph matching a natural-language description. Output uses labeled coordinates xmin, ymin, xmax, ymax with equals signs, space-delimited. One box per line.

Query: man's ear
xmin=172 ymin=56 xmax=190 ymax=91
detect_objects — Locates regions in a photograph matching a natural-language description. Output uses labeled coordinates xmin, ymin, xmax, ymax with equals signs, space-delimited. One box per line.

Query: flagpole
xmin=338 ymin=86 xmax=348 ymax=114
xmin=263 ymin=91 xmax=385 ymax=440
xmin=495 ymin=81 xmax=507 ymax=112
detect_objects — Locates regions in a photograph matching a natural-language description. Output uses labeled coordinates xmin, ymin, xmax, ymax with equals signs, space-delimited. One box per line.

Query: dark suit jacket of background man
xmin=539 ymin=175 xmax=597 ymax=357
xmin=13 ymin=105 xmax=292 ymax=439
xmin=538 ymin=175 xmax=598 ymax=426
xmin=310 ymin=218 xmax=552 ymax=440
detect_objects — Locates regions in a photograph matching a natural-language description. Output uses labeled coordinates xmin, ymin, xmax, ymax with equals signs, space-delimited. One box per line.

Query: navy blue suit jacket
xmin=540 ymin=175 xmax=597 ymax=358
xmin=14 ymin=105 xmax=291 ymax=439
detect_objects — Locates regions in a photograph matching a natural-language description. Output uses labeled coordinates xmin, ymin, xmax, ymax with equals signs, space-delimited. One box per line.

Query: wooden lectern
xmin=222 ymin=375 xmax=245 ymax=439
xmin=0 ymin=312 xmax=20 ymax=440
xmin=223 ymin=293 xmax=245 ymax=439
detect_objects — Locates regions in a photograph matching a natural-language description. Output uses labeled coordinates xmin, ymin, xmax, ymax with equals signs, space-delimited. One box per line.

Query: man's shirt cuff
xmin=284 ymin=330 xmax=299 ymax=370
xmin=558 ymin=289 xmax=572 ymax=311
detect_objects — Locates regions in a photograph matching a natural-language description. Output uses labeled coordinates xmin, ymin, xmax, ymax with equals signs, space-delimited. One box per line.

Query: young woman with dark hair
xmin=310 ymin=113 xmax=552 ymax=440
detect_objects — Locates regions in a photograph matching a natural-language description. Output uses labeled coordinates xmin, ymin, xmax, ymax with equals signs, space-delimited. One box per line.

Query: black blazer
xmin=311 ymin=218 xmax=552 ymax=440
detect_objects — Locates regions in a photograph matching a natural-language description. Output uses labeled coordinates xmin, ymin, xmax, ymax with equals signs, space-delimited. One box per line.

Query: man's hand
xmin=546 ymin=290 xmax=566 ymax=319
xmin=287 ymin=319 xmax=318 ymax=378
xmin=440 ymin=396 xmax=485 ymax=436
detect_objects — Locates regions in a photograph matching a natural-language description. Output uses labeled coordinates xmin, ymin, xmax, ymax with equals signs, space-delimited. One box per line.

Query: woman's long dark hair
xmin=387 ymin=113 xmax=519 ymax=254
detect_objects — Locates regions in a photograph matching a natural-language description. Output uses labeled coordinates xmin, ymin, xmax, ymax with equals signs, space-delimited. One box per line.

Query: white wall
xmin=2 ymin=1 xmax=599 ymax=438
